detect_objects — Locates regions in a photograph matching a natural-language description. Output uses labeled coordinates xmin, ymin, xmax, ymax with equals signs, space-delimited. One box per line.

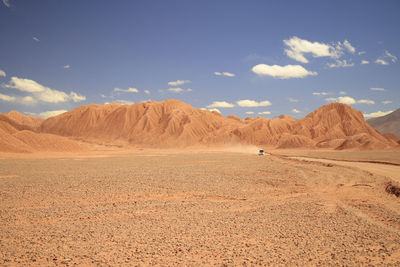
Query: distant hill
xmin=39 ymin=100 xmax=397 ymax=150
xmin=5 ymin=111 xmax=43 ymax=130
xmin=1 ymin=100 xmax=398 ymax=153
xmin=0 ymin=112 xmax=87 ymax=153
xmin=367 ymin=109 xmax=400 ymax=137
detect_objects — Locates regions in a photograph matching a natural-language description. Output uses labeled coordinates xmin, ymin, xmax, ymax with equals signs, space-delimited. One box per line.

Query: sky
xmin=0 ymin=0 xmax=399 ymax=119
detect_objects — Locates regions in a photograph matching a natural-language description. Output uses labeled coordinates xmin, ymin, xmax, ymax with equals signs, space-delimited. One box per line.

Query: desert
xmin=1 ymin=1 xmax=400 ymax=266
xmin=1 ymin=100 xmax=400 ymax=266
xmin=0 ymin=148 xmax=400 ymax=266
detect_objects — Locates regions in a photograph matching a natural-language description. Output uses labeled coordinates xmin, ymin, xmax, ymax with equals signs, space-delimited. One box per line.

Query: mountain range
xmin=1 ymin=100 xmax=398 ymax=153
xmin=367 ymin=108 xmax=400 ymax=139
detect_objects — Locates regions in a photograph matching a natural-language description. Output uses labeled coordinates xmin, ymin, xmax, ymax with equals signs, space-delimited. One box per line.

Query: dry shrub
xmin=385 ymin=182 xmax=400 ymax=197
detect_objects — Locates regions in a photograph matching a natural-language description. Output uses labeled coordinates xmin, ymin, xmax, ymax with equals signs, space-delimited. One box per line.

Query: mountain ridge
xmin=1 ymin=100 xmax=398 ymax=153
xmin=367 ymin=108 xmax=400 ymax=138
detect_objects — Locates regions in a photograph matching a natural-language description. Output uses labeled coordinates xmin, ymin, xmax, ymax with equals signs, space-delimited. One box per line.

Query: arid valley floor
xmin=1 ymin=149 xmax=400 ymax=266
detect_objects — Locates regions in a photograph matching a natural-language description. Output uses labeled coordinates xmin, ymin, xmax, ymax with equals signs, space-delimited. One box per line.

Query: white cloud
xmin=39 ymin=110 xmax=68 ymax=119
xmin=375 ymin=59 xmax=389 ymax=65
xmin=63 ymin=65 xmax=70 ymax=69
xmin=167 ymin=87 xmax=191 ymax=93
xmin=0 ymin=93 xmax=16 ymax=102
xmin=343 ymin=40 xmax=356 ymax=54
xmin=363 ymin=110 xmax=393 ymax=118
xmin=33 ymin=37 xmax=39 ymax=42
xmin=382 ymin=100 xmax=392 ymax=105
xmin=207 ymin=108 xmax=221 ymax=114
xmin=327 ymin=59 xmax=354 ymax=68
xmin=313 ymin=92 xmax=328 ymax=96
xmin=337 ymin=96 xmax=356 ymax=104
xmin=24 ymin=112 xmax=37 ymax=116
xmin=358 ymin=51 xmax=366 ymax=55
xmin=2 ymin=0 xmax=11 ymax=8
xmin=283 ymin=36 xmax=333 ymax=63
xmin=252 ymin=64 xmax=317 ymax=79
xmin=325 ymin=96 xmax=356 ymax=105
xmin=168 ymin=80 xmax=190 ymax=86
xmin=0 ymin=69 xmax=6 ymax=77
xmin=100 ymin=94 xmax=106 ymax=98
xmin=357 ymin=99 xmax=375 ymax=104
xmin=370 ymin=87 xmax=385 ymax=91
xmin=385 ymin=50 xmax=397 ymax=63
xmin=21 ymin=96 xmax=37 ymax=104
xmin=236 ymin=99 xmax=271 ymax=107
xmin=116 ymin=100 xmax=135 ymax=105
xmin=69 ymin=92 xmax=86 ymax=102
xmin=283 ymin=37 xmax=356 ymax=64
xmin=214 ymin=72 xmax=235 ymax=77
xmin=339 ymin=91 xmax=346 ymax=95
xmin=206 ymin=101 xmax=235 ymax=108
xmin=258 ymin=111 xmax=271 ymax=115
xmin=288 ymin=98 xmax=299 ymax=102
xmin=325 ymin=97 xmax=337 ymax=102
xmin=5 ymin=77 xmax=43 ymax=93
xmin=292 ymin=109 xmax=301 ymax=113
xmin=168 ymin=87 xmax=183 ymax=93
xmin=114 ymin=87 xmax=139 ymax=93
xmin=325 ymin=96 xmax=374 ymax=105
xmin=144 ymin=90 xmax=150 ymax=95
xmin=245 ymin=111 xmax=254 ymax=114
xmin=4 ymin=77 xmax=86 ymax=103
xmin=361 ymin=60 xmax=369 ymax=65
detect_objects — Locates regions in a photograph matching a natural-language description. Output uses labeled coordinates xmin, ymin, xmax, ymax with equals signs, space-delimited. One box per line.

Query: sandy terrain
xmin=1 ymin=150 xmax=400 ymax=266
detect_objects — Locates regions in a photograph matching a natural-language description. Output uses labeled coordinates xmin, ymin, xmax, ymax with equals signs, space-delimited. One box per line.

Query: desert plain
xmin=1 ymin=148 xmax=400 ymax=266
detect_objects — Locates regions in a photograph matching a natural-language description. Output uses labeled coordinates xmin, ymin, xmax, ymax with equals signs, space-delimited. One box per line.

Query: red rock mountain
xmin=1 ymin=100 xmax=397 ymax=153
xmin=0 ymin=112 xmax=87 ymax=153
xmin=38 ymin=100 xmax=397 ymax=150
xmin=5 ymin=111 xmax=44 ymax=130
xmin=39 ymin=100 xmax=242 ymax=147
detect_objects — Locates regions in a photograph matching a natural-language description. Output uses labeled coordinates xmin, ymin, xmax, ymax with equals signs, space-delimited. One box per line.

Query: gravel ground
xmin=0 ymin=151 xmax=399 ymax=266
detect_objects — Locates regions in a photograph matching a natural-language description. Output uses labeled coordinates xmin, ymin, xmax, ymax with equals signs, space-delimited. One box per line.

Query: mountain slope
xmin=0 ymin=112 xmax=87 ymax=153
xmin=39 ymin=100 xmax=397 ymax=150
xmin=40 ymin=100 xmax=242 ymax=147
xmin=367 ymin=108 xmax=400 ymax=137
xmin=6 ymin=111 xmax=44 ymax=130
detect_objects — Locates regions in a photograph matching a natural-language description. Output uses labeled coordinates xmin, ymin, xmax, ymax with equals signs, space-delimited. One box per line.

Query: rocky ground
xmin=0 ymin=151 xmax=399 ymax=266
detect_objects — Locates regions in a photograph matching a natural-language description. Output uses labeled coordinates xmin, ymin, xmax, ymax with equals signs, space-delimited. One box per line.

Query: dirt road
xmin=287 ymin=156 xmax=400 ymax=183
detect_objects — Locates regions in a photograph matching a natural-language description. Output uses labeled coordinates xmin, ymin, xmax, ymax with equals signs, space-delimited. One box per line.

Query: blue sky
xmin=0 ymin=0 xmax=399 ymax=119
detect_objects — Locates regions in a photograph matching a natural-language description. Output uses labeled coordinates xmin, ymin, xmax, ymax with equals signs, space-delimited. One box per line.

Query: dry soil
xmin=0 ymin=151 xmax=400 ymax=266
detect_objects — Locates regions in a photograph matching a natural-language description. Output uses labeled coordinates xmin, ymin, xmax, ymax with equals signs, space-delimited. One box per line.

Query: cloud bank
xmin=252 ymin=64 xmax=317 ymax=79
xmin=325 ymin=96 xmax=375 ymax=105
xmin=363 ymin=110 xmax=393 ymax=118
xmin=236 ymin=100 xmax=271 ymax=107
xmin=4 ymin=77 xmax=86 ymax=103
xmin=114 ymin=87 xmax=139 ymax=93
xmin=39 ymin=110 xmax=68 ymax=118
xmin=168 ymin=80 xmax=191 ymax=86
xmin=283 ymin=36 xmax=355 ymax=64
xmin=206 ymin=101 xmax=235 ymax=108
